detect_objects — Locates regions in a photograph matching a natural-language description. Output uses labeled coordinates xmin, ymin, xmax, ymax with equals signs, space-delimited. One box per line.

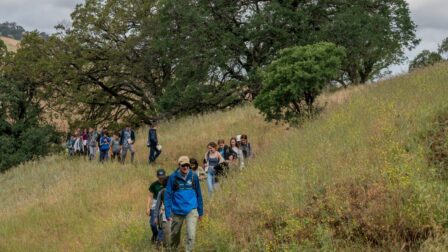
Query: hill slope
xmin=1 ymin=63 xmax=448 ymax=251
xmin=0 ymin=36 xmax=20 ymax=52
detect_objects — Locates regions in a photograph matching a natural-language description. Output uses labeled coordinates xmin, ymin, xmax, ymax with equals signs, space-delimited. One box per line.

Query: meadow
xmin=1 ymin=63 xmax=447 ymax=251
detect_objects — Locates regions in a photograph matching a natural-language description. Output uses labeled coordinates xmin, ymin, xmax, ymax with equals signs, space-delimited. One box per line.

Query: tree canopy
xmin=6 ymin=0 xmax=419 ymax=125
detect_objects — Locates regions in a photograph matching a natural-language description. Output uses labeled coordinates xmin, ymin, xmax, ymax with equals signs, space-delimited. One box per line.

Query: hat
xmin=156 ymin=168 xmax=166 ymax=177
xmin=236 ymin=135 xmax=242 ymax=142
xmin=178 ymin=156 xmax=190 ymax=166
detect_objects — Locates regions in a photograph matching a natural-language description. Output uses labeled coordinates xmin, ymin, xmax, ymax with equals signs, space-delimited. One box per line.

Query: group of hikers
xmin=66 ymin=122 xmax=254 ymax=251
xmin=146 ymin=134 xmax=254 ymax=251
xmin=65 ymin=124 xmax=162 ymax=164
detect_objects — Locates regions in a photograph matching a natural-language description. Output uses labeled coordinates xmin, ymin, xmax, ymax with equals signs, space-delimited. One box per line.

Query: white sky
xmin=0 ymin=0 xmax=447 ymax=75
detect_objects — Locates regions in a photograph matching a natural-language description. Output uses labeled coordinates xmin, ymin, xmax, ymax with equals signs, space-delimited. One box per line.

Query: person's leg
xmin=162 ymin=221 xmax=171 ymax=247
xmin=130 ymin=144 xmax=135 ymax=163
xmin=154 ymin=149 xmax=162 ymax=162
xmin=121 ymin=146 xmax=128 ymax=163
xmin=149 ymin=146 xmax=155 ymax=163
xmin=170 ymin=214 xmax=184 ymax=250
xmin=100 ymin=151 xmax=106 ymax=162
xmin=206 ymin=171 xmax=215 ymax=195
xmin=88 ymin=146 xmax=93 ymax=160
xmin=185 ymin=209 xmax=199 ymax=252
xmin=149 ymin=209 xmax=158 ymax=242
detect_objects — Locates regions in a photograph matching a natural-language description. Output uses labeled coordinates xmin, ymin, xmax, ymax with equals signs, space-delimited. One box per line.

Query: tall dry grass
xmin=1 ymin=63 xmax=448 ymax=251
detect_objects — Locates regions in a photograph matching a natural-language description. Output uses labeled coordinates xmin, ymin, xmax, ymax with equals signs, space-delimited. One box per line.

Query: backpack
xmin=173 ymin=173 xmax=197 ymax=191
xmin=99 ymin=137 xmax=110 ymax=151
xmin=214 ymin=162 xmax=229 ymax=177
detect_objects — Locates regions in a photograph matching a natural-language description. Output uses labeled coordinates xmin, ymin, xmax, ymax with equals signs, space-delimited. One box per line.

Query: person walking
xmin=240 ymin=134 xmax=253 ymax=159
xmin=99 ymin=130 xmax=111 ymax=162
xmin=230 ymin=137 xmax=245 ymax=169
xmin=204 ymin=142 xmax=224 ymax=195
xmin=190 ymin=158 xmax=207 ymax=181
xmin=165 ymin=156 xmax=203 ymax=252
xmin=147 ymin=169 xmax=167 ymax=243
xmin=81 ymin=128 xmax=88 ymax=156
xmin=148 ymin=123 xmax=161 ymax=164
xmin=217 ymin=139 xmax=236 ymax=161
xmin=120 ymin=125 xmax=136 ymax=164
xmin=88 ymin=127 xmax=99 ymax=161
xmin=110 ymin=133 xmax=121 ymax=161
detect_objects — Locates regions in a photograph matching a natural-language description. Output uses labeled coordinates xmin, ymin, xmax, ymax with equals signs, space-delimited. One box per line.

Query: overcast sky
xmin=0 ymin=0 xmax=447 ymax=75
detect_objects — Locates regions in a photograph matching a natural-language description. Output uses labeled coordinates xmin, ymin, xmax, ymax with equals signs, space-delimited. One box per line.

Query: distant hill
xmin=0 ymin=22 xmax=25 ymax=40
xmin=0 ymin=36 xmax=20 ymax=52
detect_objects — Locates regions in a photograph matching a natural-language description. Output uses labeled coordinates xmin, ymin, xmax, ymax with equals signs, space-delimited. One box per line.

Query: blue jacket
xmin=148 ymin=128 xmax=158 ymax=147
xmin=164 ymin=169 xmax=203 ymax=218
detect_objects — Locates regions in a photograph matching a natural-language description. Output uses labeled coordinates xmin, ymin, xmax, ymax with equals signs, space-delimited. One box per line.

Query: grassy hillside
xmin=1 ymin=63 xmax=448 ymax=251
xmin=0 ymin=36 xmax=20 ymax=52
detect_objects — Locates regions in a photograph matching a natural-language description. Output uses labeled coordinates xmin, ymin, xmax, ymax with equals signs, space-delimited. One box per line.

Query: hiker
xmin=240 ymin=134 xmax=253 ymax=159
xmin=147 ymin=123 xmax=161 ymax=164
xmin=230 ymin=137 xmax=245 ymax=169
xmin=120 ymin=125 xmax=136 ymax=164
xmin=165 ymin=156 xmax=203 ymax=252
xmin=73 ymin=134 xmax=83 ymax=155
xmin=66 ymin=134 xmax=75 ymax=156
xmin=147 ymin=168 xmax=167 ymax=244
xmin=110 ymin=133 xmax=121 ymax=161
xmin=204 ymin=142 xmax=224 ymax=195
xmin=99 ymin=130 xmax=111 ymax=162
xmin=217 ymin=139 xmax=236 ymax=162
xmin=154 ymin=176 xmax=171 ymax=247
xmin=82 ymin=128 xmax=88 ymax=156
xmin=190 ymin=158 xmax=207 ymax=181
xmin=88 ymin=127 xmax=99 ymax=161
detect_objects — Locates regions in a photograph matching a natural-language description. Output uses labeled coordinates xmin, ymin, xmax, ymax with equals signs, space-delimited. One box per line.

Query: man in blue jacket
xmin=165 ymin=156 xmax=203 ymax=252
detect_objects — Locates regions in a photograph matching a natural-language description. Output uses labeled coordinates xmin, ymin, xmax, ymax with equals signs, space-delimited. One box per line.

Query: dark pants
xmin=149 ymin=209 xmax=158 ymax=242
xmin=99 ymin=150 xmax=109 ymax=162
xmin=149 ymin=146 xmax=162 ymax=163
xmin=111 ymin=151 xmax=121 ymax=161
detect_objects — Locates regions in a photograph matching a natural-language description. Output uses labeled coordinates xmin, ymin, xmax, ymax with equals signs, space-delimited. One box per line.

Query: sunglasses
xmin=181 ymin=164 xmax=190 ymax=168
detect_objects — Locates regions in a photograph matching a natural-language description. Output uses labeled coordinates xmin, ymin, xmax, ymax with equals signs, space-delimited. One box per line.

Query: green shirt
xmin=149 ymin=180 xmax=164 ymax=199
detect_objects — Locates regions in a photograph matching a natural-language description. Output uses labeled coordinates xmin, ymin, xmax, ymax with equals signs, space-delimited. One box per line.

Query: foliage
xmin=0 ymin=33 xmax=61 ymax=172
xmin=438 ymin=37 xmax=448 ymax=57
xmin=31 ymin=0 xmax=418 ymax=124
xmin=254 ymin=43 xmax=345 ymax=125
xmin=426 ymin=111 xmax=448 ymax=179
xmin=409 ymin=50 xmax=443 ymax=71
xmin=0 ymin=77 xmax=60 ymax=172
xmin=318 ymin=0 xmax=419 ymax=84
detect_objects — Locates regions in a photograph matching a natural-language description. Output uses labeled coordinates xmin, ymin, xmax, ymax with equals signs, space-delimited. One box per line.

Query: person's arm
xmin=131 ymin=130 xmax=136 ymax=143
xmin=164 ymin=176 xmax=174 ymax=220
xmin=217 ymin=152 xmax=225 ymax=164
xmin=194 ymin=175 xmax=204 ymax=219
xmin=146 ymin=192 xmax=153 ymax=216
xmin=119 ymin=130 xmax=123 ymax=146
xmin=204 ymin=152 xmax=209 ymax=171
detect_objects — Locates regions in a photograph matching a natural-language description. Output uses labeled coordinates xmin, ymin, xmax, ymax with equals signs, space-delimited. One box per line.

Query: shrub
xmin=254 ymin=42 xmax=345 ymax=126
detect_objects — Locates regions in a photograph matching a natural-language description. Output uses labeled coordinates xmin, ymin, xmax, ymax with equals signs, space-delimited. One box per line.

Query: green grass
xmin=1 ymin=63 xmax=448 ymax=251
